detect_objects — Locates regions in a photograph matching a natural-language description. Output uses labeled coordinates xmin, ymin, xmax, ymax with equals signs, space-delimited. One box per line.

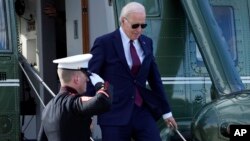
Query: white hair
xmin=119 ymin=2 xmax=146 ymax=23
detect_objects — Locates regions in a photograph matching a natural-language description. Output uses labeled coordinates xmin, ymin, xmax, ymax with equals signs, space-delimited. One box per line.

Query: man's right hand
xmin=89 ymin=73 xmax=104 ymax=86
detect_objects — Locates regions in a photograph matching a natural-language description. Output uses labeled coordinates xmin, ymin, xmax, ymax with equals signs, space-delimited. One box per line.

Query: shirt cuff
xmin=162 ymin=112 xmax=173 ymax=120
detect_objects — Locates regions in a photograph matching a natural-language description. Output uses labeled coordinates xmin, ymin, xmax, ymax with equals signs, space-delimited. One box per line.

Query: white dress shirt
xmin=119 ymin=27 xmax=145 ymax=69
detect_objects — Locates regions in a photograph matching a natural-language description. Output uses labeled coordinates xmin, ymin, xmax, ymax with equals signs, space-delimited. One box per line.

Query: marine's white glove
xmin=89 ymin=73 xmax=104 ymax=86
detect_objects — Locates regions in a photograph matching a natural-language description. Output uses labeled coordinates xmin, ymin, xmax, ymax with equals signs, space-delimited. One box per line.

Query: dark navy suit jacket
xmin=89 ymin=29 xmax=171 ymax=126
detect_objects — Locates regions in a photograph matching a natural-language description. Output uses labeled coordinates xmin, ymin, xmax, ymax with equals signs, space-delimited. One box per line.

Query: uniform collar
xmin=59 ymin=86 xmax=78 ymax=94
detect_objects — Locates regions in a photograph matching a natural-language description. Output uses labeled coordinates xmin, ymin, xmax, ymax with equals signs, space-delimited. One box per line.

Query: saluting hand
xmin=89 ymin=73 xmax=104 ymax=86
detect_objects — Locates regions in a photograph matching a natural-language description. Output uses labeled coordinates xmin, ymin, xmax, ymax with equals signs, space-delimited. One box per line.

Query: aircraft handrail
xmin=18 ymin=54 xmax=56 ymax=108
xmin=18 ymin=60 xmax=46 ymax=108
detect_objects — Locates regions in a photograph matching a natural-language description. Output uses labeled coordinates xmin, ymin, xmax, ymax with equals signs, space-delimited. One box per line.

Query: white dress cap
xmin=53 ymin=54 xmax=92 ymax=70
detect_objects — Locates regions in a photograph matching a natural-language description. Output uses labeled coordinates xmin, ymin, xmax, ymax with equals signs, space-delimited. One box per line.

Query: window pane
xmin=195 ymin=6 xmax=237 ymax=63
xmin=213 ymin=6 xmax=236 ymax=61
xmin=0 ymin=0 xmax=8 ymax=51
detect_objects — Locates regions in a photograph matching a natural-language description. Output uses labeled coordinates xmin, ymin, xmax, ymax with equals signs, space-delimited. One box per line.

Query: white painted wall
xmin=65 ymin=0 xmax=116 ymax=56
xmin=88 ymin=0 xmax=116 ymax=47
xmin=19 ymin=0 xmax=38 ymax=66
xmin=65 ymin=0 xmax=83 ymax=56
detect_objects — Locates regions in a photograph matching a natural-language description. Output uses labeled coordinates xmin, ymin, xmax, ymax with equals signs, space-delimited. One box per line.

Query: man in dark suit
xmin=88 ymin=2 xmax=178 ymax=141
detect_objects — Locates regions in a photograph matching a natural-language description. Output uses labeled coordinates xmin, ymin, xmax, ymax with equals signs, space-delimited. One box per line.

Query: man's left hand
xmin=164 ymin=116 xmax=178 ymax=129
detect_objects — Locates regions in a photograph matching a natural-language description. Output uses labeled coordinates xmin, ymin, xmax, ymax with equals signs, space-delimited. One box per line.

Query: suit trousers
xmin=100 ymin=105 xmax=161 ymax=141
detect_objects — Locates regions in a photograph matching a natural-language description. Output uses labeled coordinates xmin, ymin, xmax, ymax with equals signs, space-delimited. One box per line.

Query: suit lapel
xmin=137 ymin=36 xmax=151 ymax=75
xmin=113 ymin=29 xmax=131 ymax=73
xmin=112 ymin=30 xmax=152 ymax=77
xmin=138 ymin=37 xmax=150 ymax=60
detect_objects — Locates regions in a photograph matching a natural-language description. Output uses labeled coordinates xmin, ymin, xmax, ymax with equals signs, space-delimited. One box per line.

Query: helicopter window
xmin=195 ymin=6 xmax=237 ymax=63
xmin=213 ymin=6 xmax=236 ymax=61
xmin=138 ymin=0 xmax=161 ymax=17
xmin=0 ymin=0 xmax=9 ymax=51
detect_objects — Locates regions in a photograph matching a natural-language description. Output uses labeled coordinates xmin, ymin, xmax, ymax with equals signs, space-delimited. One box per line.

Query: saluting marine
xmin=38 ymin=54 xmax=112 ymax=141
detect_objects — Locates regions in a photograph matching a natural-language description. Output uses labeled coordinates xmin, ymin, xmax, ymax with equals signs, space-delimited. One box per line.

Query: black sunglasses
xmin=125 ymin=18 xmax=147 ymax=29
xmin=131 ymin=23 xmax=147 ymax=29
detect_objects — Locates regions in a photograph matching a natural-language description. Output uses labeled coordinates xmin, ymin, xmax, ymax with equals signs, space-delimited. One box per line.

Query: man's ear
xmin=122 ymin=17 xmax=126 ymax=24
xmin=73 ymin=74 xmax=79 ymax=84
